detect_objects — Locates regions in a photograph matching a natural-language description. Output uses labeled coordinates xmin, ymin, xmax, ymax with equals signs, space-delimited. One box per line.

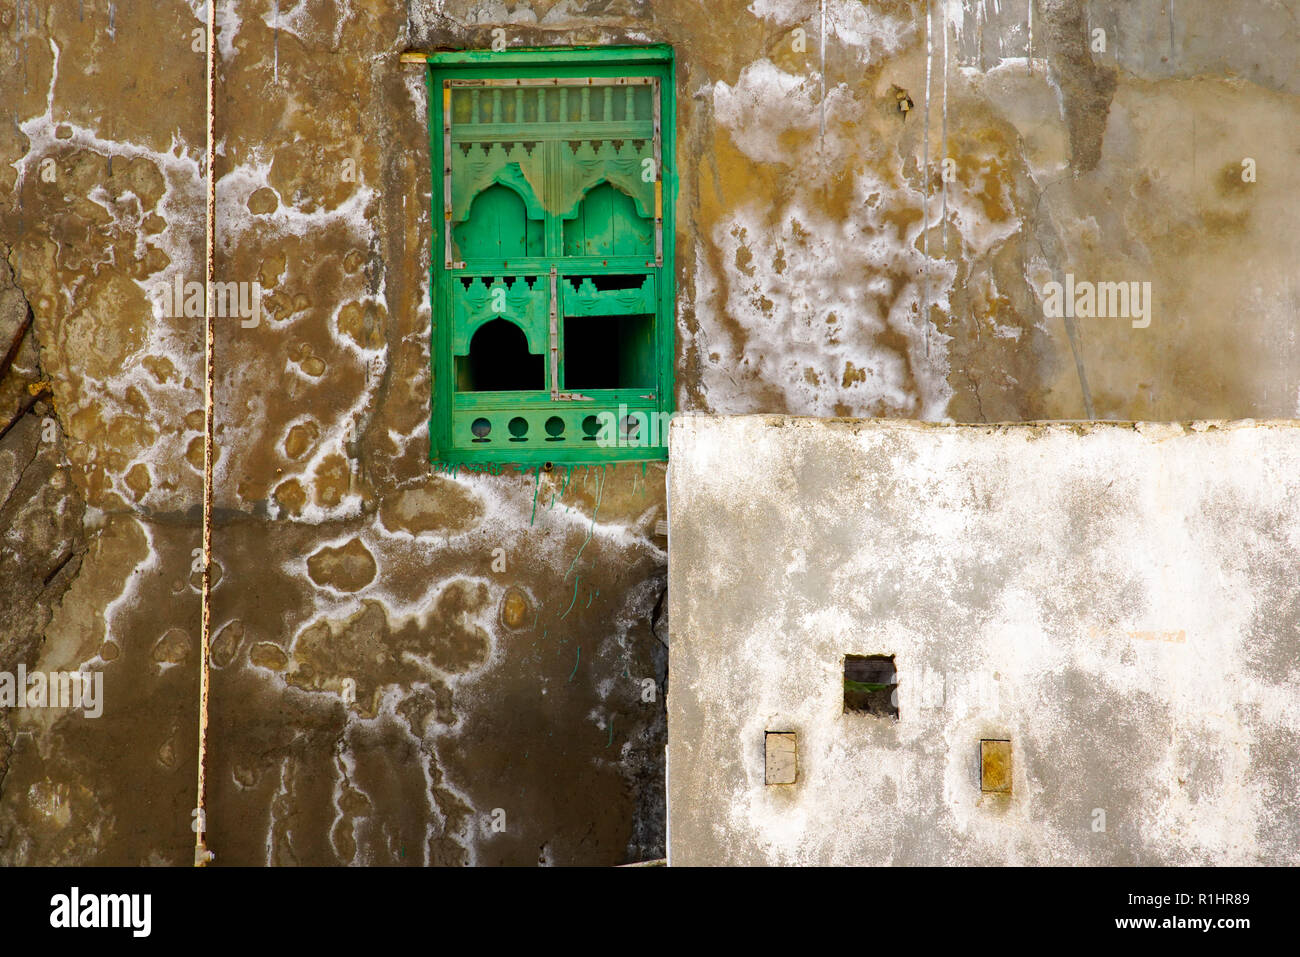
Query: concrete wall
xmin=667 ymin=416 xmax=1300 ymax=865
xmin=1 ymin=1 xmax=1296 ymax=864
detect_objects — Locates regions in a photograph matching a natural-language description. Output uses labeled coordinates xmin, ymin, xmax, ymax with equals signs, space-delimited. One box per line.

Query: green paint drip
xmin=564 ymin=466 xmax=605 ymax=580
xmin=529 ymin=466 xmax=542 ymax=526
xmin=568 ymin=647 xmax=581 ymax=682
xmin=560 ymin=575 xmax=581 ymax=619
xmin=606 ymin=716 xmax=615 ymax=748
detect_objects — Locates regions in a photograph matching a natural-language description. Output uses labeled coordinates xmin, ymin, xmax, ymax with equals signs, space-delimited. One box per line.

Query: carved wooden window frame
xmin=419 ymin=46 xmax=677 ymax=468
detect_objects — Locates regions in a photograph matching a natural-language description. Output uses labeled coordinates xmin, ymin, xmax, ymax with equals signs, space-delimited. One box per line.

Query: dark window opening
xmin=844 ymin=654 xmax=898 ymax=718
xmin=563 ymin=314 xmax=655 ymax=390
xmin=456 ymin=319 xmax=543 ymax=392
xmin=582 ymin=274 xmax=648 ymax=291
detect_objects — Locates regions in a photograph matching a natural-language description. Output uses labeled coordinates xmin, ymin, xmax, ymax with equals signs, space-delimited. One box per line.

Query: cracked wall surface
xmin=0 ymin=0 xmax=1296 ymax=864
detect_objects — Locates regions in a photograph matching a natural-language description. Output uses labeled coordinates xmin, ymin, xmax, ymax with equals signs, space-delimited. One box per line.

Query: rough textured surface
xmin=0 ymin=0 xmax=1295 ymax=864
xmin=667 ymin=416 xmax=1300 ymax=865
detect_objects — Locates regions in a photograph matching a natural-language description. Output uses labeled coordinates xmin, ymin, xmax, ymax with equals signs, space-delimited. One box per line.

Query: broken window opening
xmin=844 ymin=654 xmax=898 ymax=719
xmin=563 ymin=314 xmax=655 ymax=390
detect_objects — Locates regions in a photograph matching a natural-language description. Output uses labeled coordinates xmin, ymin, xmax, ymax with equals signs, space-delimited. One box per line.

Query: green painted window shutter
xmin=424 ymin=47 xmax=677 ymax=468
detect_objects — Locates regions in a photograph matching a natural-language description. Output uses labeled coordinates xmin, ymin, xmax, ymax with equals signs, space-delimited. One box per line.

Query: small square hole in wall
xmin=765 ymin=731 xmax=797 ymax=785
xmin=980 ymin=739 xmax=1013 ymax=793
xmin=843 ymin=654 xmax=898 ymax=718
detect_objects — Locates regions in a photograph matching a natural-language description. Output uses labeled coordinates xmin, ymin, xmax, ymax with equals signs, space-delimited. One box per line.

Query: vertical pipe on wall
xmin=921 ymin=0 xmax=932 ymax=357
xmin=818 ymin=0 xmax=826 ymax=145
xmin=941 ymin=0 xmax=949 ymax=259
xmin=195 ymin=0 xmax=217 ymax=868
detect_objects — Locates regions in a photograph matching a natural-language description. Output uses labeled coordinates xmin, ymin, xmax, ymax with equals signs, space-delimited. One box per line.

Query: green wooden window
xmin=423 ymin=47 xmax=676 ymax=467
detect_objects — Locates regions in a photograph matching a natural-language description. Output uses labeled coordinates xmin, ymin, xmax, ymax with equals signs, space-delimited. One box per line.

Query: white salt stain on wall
xmin=711 ymin=60 xmax=854 ymax=164
xmin=721 ymin=195 xmax=951 ymax=418
xmin=237 ymin=528 xmax=512 ymax=862
xmin=210 ymin=154 xmax=382 ymax=522
xmin=458 ymin=471 xmax=662 ymax=567
xmin=704 ymin=60 xmax=955 ymax=418
xmin=16 ymin=39 xmax=208 ymax=513
xmin=215 ymin=158 xmax=378 ymax=243
xmin=747 ymin=0 xmax=914 ymax=60
xmin=182 ymin=0 xmax=244 ymax=61
xmin=701 ymin=45 xmax=1041 ymax=420
xmin=261 ymin=0 xmax=357 ymax=49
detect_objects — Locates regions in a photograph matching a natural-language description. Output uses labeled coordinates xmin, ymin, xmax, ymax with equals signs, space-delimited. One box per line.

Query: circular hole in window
xmin=582 ymin=415 xmax=600 ymax=439
xmin=545 ymin=416 xmax=565 ymax=437
xmin=508 ymin=416 xmax=529 ymax=439
xmin=620 ymin=415 xmax=641 ymax=440
xmin=471 ymin=417 xmax=491 ymax=442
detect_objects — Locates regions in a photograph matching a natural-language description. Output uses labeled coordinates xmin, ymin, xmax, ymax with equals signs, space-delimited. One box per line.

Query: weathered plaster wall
xmin=667 ymin=415 xmax=1300 ymax=865
xmin=0 ymin=0 xmax=1295 ymax=864
xmin=1 ymin=0 xmax=669 ymax=866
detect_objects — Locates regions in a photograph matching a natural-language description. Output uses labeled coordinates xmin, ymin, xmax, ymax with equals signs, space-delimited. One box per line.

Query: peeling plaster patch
xmin=977 ymin=61 xmax=1070 ymax=182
